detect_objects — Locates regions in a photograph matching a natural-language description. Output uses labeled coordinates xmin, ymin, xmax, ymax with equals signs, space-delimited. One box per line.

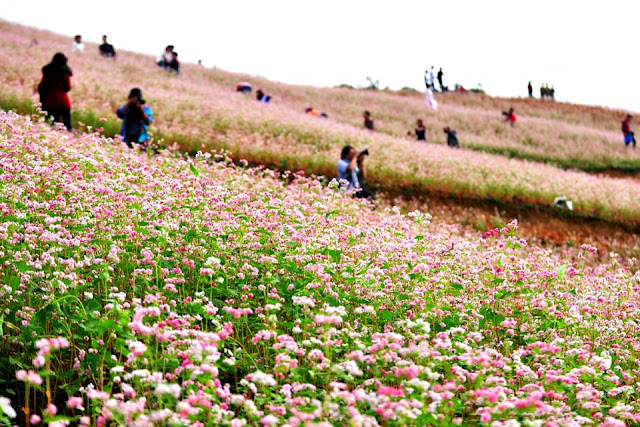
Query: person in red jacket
xmin=38 ymin=53 xmax=73 ymax=130
xmin=622 ymin=114 xmax=636 ymax=149
xmin=502 ymin=107 xmax=517 ymax=126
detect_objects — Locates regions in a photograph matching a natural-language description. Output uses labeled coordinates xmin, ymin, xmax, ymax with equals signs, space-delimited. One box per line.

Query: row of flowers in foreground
xmin=1 ymin=111 xmax=640 ymax=426
xmin=1 ymin=22 xmax=640 ymax=224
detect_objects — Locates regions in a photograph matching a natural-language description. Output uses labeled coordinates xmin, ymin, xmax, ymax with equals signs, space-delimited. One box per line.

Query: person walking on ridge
xmin=437 ymin=68 xmax=444 ymax=91
xmin=622 ymin=114 xmax=636 ymax=149
xmin=528 ymin=81 xmax=533 ymax=97
xmin=116 ymin=88 xmax=153 ymax=149
xmin=38 ymin=52 xmax=73 ymax=130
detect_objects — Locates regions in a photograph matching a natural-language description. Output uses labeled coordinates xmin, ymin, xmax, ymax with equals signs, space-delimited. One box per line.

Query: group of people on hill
xmin=157 ymin=45 xmax=180 ymax=75
xmin=527 ymin=81 xmax=555 ymax=100
xmin=70 ymin=34 xmax=116 ymax=57
xmin=37 ymin=50 xmax=153 ymax=149
xmin=236 ymin=83 xmax=271 ymax=103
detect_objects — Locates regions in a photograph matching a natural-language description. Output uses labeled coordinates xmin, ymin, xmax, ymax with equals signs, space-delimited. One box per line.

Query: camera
xmin=360 ymin=148 xmax=369 ymax=156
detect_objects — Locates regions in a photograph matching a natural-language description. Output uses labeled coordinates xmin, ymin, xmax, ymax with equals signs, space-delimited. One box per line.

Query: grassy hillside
xmin=1 ymin=20 xmax=640 ymax=227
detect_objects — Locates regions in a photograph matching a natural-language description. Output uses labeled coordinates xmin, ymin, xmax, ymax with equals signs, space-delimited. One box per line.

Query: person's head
xmin=306 ymin=107 xmax=313 ymax=113
xmin=128 ymin=88 xmax=145 ymax=104
xmin=417 ymin=119 xmax=424 ymax=127
xmin=341 ymin=145 xmax=356 ymax=160
xmin=627 ymin=114 xmax=632 ymax=120
xmin=363 ymin=111 xmax=371 ymax=119
xmin=509 ymin=107 xmax=514 ymax=113
xmin=51 ymin=52 xmax=68 ymax=66
xmin=102 ymin=35 xmax=108 ymax=43
xmin=166 ymin=45 xmax=174 ymax=52
xmin=172 ymin=51 xmax=178 ymax=58
xmin=443 ymin=126 xmax=450 ymax=133
xmin=74 ymin=35 xmax=82 ymax=43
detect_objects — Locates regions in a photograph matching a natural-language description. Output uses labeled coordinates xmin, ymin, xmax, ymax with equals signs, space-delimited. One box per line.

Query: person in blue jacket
xmin=116 ymin=88 xmax=153 ymax=149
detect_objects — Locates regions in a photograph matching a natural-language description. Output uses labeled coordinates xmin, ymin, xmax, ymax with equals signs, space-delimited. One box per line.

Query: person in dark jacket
xmin=99 ymin=35 xmax=116 ymax=57
xmin=168 ymin=51 xmax=180 ymax=75
xmin=443 ymin=126 xmax=460 ymax=148
xmin=411 ymin=119 xmax=426 ymax=141
xmin=38 ymin=52 xmax=73 ymax=130
xmin=363 ymin=111 xmax=374 ymax=130
xmin=256 ymin=89 xmax=271 ymax=103
xmin=116 ymin=88 xmax=153 ymax=149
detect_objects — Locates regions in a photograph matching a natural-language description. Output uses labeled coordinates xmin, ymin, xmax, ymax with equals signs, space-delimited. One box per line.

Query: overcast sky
xmin=3 ymin=0 xmax=639 ymax=112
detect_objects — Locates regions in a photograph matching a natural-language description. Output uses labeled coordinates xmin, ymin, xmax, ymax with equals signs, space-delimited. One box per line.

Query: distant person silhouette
xmin=256 ymin=89 xmax=271 ymax=103
xmin=236 ymin=82 xmax=253 ymax=93
xmin=437 ymin=68 xmax=444 ymax=91
xmin=363 ymin=111 xmax=374 ymax=130
xmin=71 ymin=35 xmax=84 ymax=53
xmin=306 ymin=107 xmax=328 ymax=118
xmin=622 ymin=114 xmax=636 ymax=149
xmin=38 ymin=52 xmax=73 ymax=130
xmin=444 ymin=126 xmax=460 ymax=148
xmin=157 ymin=45 xmax=174 ymax=68
xmin=410 ymin=119 xmax=426 ymax=142
xmin=502 ymin=107 xmax=517 ymax=126
xmin=99 ymin=35 xmax=116 ymax=57
xmin=168 ymin=51 xmax=180 ymax=75
xmin=528 ymin=81 xmax=533 ymax=97
xmin=116 ymin=88 xmax=153 ymax=149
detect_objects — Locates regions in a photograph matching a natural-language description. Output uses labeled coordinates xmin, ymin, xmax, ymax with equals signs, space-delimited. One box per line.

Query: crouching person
xmin=116 ymin=88 xmax=153 ymax=149
xmin=337 ymin=145 xmax=374 ymax=199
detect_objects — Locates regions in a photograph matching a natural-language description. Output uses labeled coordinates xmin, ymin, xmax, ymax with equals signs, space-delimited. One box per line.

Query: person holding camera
xmin=116 ymin=88 xmax=153 ymax=149
xmin=337 ymin=146 xmax=373 ymax=199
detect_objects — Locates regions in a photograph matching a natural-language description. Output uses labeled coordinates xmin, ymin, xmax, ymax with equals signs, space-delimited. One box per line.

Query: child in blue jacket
xmin=116 ymin=88 xmax=153 ymax=148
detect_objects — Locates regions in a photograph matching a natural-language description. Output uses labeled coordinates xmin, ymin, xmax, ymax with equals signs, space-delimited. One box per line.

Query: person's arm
xmin=348 ymin=154 xmax=358 ymax=172
xmin=116 ymin=104 xmax=125 ymax=119
xmin=62 ymin=74 xmax=71 ymax=92
xmin=357 ymin=156 xmax=366 ymax=180
xmin=143 ymin=106 xmax=152 ymax=124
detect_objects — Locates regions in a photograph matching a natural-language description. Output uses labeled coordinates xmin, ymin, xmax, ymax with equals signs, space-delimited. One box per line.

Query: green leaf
xmin=189 ymin=162 xmax=200 ymax=177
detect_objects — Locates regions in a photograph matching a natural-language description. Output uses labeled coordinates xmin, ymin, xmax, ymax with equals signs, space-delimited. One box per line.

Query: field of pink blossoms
xmin=1 ymin=21 xmax=640 ymax=227
xmin=2 ymin=108 xmax=640 ymax=425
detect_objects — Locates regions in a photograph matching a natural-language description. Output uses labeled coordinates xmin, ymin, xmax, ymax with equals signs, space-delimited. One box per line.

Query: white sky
xmin=2 ymin=0 xmax=639 ymax=112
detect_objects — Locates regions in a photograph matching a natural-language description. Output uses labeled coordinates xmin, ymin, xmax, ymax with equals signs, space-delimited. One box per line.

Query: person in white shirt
xmin=156 ymin=45 xmax=174 ymax=68
xmin=71 ymin=35 xmax=84 ymax=53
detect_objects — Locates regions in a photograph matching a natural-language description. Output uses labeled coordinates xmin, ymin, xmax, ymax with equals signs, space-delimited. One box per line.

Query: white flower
xmin=205 ymin=256 xmax=221 ymax=267
xmin=0 ymin=397 xmax=16 ymax=418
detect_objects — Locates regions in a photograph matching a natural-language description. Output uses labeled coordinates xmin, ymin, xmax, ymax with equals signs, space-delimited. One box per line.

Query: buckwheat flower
xmin=261 ymin=415 xmax=279 ymax=426
xmin=16 ymin=370 xmax=43 ymax=385
xmin=67 ymin=396 xmax=84 ymax=410
xmin=0 ymin=397 xmax=16 ymax=418
xmin=247 ymin=370 xmax=276 ymax=387
xmin=205 ymin=256 xmax=221 ymax=267
xmin=30 ymin=414 xmax=42 ymax=425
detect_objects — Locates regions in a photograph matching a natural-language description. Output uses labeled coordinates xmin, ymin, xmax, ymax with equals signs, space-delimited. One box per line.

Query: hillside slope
xmin=1 ymin=20 xmax=639 ymax=227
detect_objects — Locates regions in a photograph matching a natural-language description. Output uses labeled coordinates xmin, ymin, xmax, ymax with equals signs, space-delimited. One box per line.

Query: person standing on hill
xmin=437 ymin=68 xmax=444 ymax=91
xmin=38 ymin=52 xmax=73 ymax=130
xmin=71 ymin=35 xmax=84 ymax=53
xmin=443 ymin=126 xmax=460 ymax=148
xmin=622 ymin=114 xmax=636 ymax=149
xmin=116 ymin=88 xmax=153 ymax=149
xmin=528 ymin=81 xmax=533 ymax=97
xmin=99 ymin=35 xmax=116 ymax=57
xmin=363 ymin=111 xmax=374 ymax=130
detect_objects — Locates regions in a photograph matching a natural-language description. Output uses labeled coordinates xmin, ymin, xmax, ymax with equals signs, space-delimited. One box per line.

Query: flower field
xmin=2 ymin=106 xmax=640 ymax=426
xmin=1 ymin=21 xmax=640 ymax=228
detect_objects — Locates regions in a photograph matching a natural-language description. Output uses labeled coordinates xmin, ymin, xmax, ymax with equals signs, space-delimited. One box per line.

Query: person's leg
xmin=124 ymin=133 xmax=140 ymax=149
xmin=61 ymin=109 xmax=72 ymax=130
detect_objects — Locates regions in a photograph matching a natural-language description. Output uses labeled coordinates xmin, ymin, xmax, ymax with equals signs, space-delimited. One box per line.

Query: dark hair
xmin=128 ymin=88 xmax=145 ymax=104
xmin=341 ymin=145 xmax=353 ymax=159
xmin=417 ymin=119 xmax=424 ymax=127
xmin=167 ymin=45 xmax=174 ymax=50
xmin=43 ymin=52 xmax=72 ymax=77
xmin=364 ymin=110 xmax=370 ymax=116
xmin=627 ymin=114 xmax=632 ymax=119
xmin=172 ymin=51 xmax=178 ymax=57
